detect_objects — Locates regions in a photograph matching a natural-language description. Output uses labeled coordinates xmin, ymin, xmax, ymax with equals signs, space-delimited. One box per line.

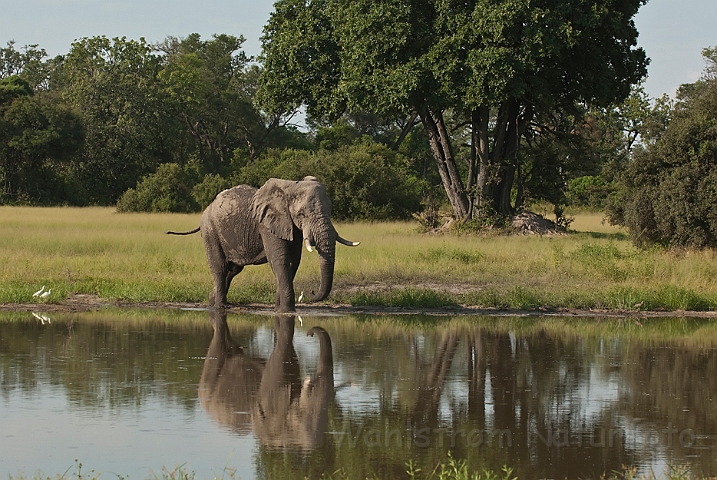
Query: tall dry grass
xmin=1 ymin=207 xmax=716 ymax=310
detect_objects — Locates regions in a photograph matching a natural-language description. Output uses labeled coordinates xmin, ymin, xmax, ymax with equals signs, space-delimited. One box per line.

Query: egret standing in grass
xmin=32 ymin=286 xmax=46 ymax=297
xmin=40 ymin=289 xmax=51 ymax=299
xmin=298 ymin=291 xmax=304 ymax=303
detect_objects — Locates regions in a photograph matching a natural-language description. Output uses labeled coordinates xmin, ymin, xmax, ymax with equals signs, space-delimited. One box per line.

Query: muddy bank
xmin=2 ymin=293 xmax=716 ymax=319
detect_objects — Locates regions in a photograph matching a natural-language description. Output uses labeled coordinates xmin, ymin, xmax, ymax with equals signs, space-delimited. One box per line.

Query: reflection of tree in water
xmin=0 ymin=313 xmax=213 ymax=409
xmin=619 ymin=339 xmax=717 ymax=474
xmin=3 ymin=312 xmax=715 ymax=479
xmin=408 ymin=328 xmax=635 ymax=479
xmin=326 ymin=324 xmax=656 ymax=479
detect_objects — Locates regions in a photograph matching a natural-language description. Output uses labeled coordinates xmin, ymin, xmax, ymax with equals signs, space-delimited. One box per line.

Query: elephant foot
xmin=209 ymin=291 xmax=230 ymax=310
xmin=208 ymin=298 xmax=230 ymax=310
xmin=275 ymin=305 xmax=296 ymax=314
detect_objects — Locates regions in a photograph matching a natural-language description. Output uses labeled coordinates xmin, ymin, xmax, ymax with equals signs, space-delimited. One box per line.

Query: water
xmin=0 ymin=310 xmax=715 ymax=479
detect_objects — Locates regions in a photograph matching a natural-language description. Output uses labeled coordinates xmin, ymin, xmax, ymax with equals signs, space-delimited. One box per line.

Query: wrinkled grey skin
xmin=167 ymin=176 xmax=358 ymax=312
xmin=198 ymin=310 xmax=334 ymax=451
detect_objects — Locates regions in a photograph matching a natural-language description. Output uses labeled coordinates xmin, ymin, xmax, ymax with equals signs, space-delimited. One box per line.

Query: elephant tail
xmin=166 ymin=226 xmax=200 ymax=235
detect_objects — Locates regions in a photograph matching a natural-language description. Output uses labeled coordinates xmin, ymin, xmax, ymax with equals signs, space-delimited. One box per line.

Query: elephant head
xmin=251 ymin=176 xmax=359 ymax=303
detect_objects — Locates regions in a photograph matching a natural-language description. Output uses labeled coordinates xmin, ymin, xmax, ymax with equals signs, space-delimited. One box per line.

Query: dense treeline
xmin=1 ymin=3 xmax=716 ymax=248
xmin=0 ymin=35 xmax=305 ymax=207
xmin=0 ymin=30 xmax=644 ymax=220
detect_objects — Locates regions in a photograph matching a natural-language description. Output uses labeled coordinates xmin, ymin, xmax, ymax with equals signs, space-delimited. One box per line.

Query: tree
xmin=0 ymin=41 xmax=54 ymax=90
xmin=607 ymin=48 xmax=717 ymax=248
xmin=61 ymin=36 xmax=170 ymax=204
xmin=259 ymin=0 xmax=648 ymax=221
xmin=0 ymin=76 xmax=84 ymax=204
xmin=157 ymin=34 xmax=290 ymax=174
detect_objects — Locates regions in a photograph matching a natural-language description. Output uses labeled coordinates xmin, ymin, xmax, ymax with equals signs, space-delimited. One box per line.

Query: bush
xmin=607 ymin=75 xmax=717 ymax=248
xmin=116 ymin=163 xmax=199 ymax=213
xmin=234 ymin=139 xmax=427 ymax=220
xmin=191 ymin=174 xmax=231 ymax=209
xmin=565 ymin=175 xmax=613 ymax=209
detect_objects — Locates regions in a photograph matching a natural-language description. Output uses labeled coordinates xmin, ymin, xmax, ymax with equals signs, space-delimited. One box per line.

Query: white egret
xmin=32 ymin=286 xmax=46 ymax=297
xmin=31 ymin=312 xmax=51 ymax=324
xmin=298 ymin=291 xmax=304 ymax=303
xmin=40 ymin=289 xmax=51 ymax=298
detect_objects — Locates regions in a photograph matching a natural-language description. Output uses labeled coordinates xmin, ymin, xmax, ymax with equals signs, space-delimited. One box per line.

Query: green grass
xmin=2 ymin=207 xmax=717 ymax=311
xmin=10 ymin=460 xmax=713 ymax=480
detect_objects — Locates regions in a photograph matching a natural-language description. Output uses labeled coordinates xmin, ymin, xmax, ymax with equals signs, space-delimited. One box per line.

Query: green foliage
xmin=607 ymin=55 xmax=717 ymax=248
xmin=566 ymin=176 xmax=613 ymax=209
xmin=0 ymin=41 xmax=52 ymax=90
xmin=0 ymin=75 xmax=33 ymax=101
xmin=61 ymin=36 xmax=169 ymax=204
xmin=191 ymin=173 xmax=231 ymax=209
xmin=157 ymin=34 xmax=268 ymax=172
xmin=259 ymin=0 xmax=649 ymax=219
xmin=0 ymin=77 xmax=84 ymax=204
xmin=116 ymin=163 xmax=199 ymax=213
xmin=235 ymin=140 xmax=427 ymax=220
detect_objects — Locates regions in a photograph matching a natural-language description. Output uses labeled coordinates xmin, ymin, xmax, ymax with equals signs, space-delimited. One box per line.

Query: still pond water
xmin=0 ymin=309 xmax=715 ymax=479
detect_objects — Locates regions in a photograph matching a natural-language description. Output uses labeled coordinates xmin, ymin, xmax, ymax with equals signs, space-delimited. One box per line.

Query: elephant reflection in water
xmin=199 ymin=310 xmax=334 ymax=451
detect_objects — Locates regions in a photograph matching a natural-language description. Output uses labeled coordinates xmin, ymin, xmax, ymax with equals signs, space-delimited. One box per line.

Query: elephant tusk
xmin=304 ymin=238 xmax=314 ymax=252
xmin=336 ymin=235 xmax=360 ymax=247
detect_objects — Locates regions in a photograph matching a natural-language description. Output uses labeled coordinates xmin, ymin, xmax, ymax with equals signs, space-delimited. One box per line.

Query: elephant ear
xmin=251 ymin=179 xmax=294 ymax=241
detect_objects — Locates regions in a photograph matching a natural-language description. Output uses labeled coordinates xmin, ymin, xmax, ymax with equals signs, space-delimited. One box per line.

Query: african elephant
xmin=198 ymin=310 xmax=335 ymax=451
xmin=167 ymin=176 xmax=359 ymax=312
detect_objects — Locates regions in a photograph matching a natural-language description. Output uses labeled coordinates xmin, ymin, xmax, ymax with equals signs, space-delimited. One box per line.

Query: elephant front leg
xmin=261 ymin=232 xmax=302 ymax=313
xmin=268 ymin=250 xmax=301 ymax=313
xmin=271 ymin=263 xmax=296 ymax=313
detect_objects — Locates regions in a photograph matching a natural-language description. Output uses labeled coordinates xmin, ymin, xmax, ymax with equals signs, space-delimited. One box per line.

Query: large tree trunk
xmin=473 ymin=101 xmax=533 ymax=218
xmin=418 ymin=106 xmax=470 ymax=220
xmin=473 ymin=106 xmax=491 ymax=216
xmin=417 ymin=101 xmax=532 ymax=222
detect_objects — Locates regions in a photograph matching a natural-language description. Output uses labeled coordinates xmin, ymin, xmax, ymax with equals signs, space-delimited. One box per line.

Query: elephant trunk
xmin=308 ymin=221 xmax=336 ymax=302
xmin=311 ymin=246 xmax=335 ymax=302
xmin=307 ymin=327 xmax=333 ymax=375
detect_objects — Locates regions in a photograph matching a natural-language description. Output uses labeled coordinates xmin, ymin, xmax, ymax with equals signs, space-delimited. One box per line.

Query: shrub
xmin=234 ymin=139 xmax=427 ymax=220
xmin=565 ymin=175 xmax=613 ymax=209
xmin=191 ymin=173 xmax=231 ymax=209
xmin=116 ymin=163 xmax=199 ymax=213
xmin=607 ymin=73 xmax=717 ymax=248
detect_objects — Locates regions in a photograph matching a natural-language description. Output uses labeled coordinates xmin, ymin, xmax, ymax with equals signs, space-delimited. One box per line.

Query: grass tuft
xmin=349 ymin=287 xmax=458 ymax=309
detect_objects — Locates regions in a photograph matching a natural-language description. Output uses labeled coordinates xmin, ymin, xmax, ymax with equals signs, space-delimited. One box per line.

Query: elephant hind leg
xmin=205 ymin=238 xmax=230 ymax=307
xmin=225 ymin=262 xmax=244 ymax=295
xmin=210 ymin=262 xmax=244 ymax=307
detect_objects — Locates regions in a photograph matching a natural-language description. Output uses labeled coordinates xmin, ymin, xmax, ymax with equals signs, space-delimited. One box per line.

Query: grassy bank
xmin=1 ymin=206 xmax=717 ymax=311
xmin=7 ymin=460 xmax=712 ymax=480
